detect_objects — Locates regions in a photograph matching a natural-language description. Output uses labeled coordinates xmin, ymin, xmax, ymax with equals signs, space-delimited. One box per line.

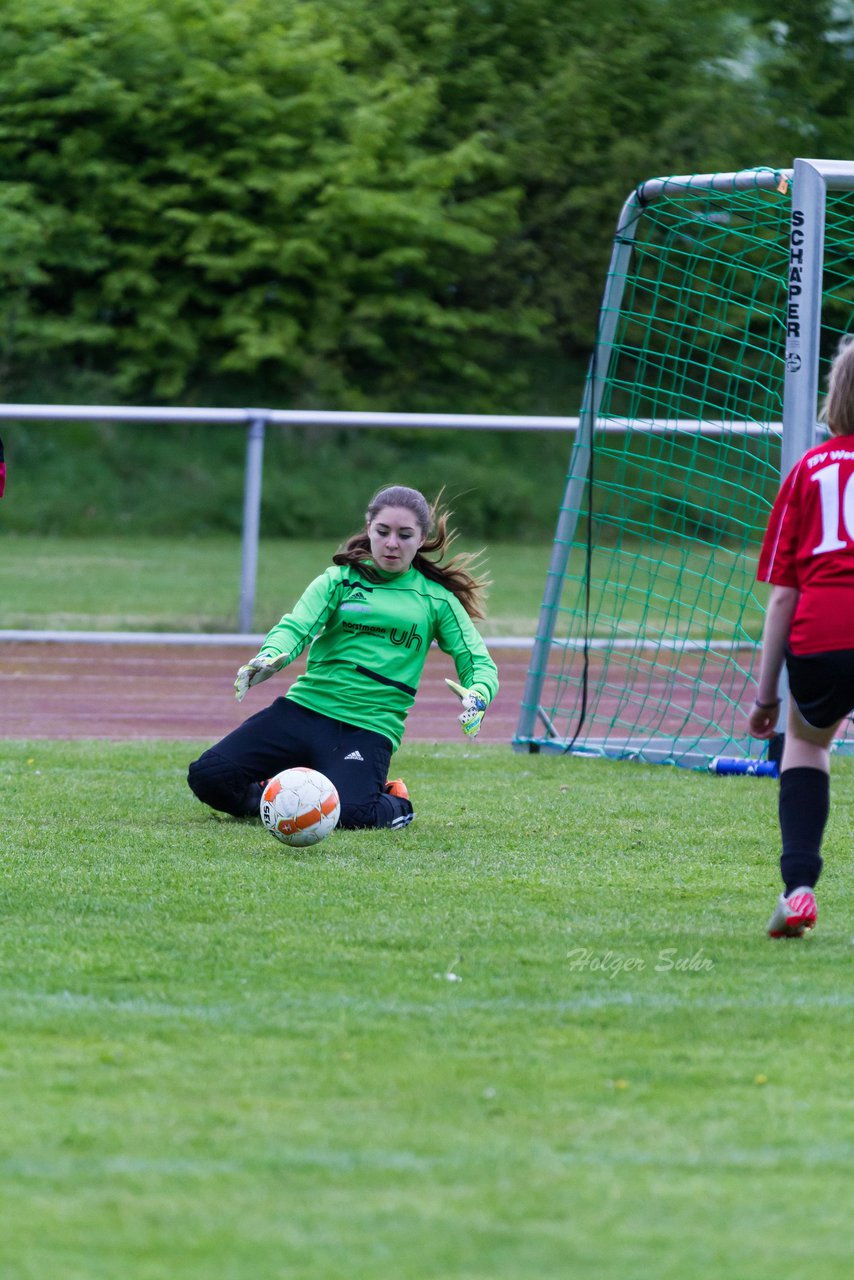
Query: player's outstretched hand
xmin=445 ymin=678 xmax=487 ymax=738
xmin=234 ymin=655 xmax=278 ymax=702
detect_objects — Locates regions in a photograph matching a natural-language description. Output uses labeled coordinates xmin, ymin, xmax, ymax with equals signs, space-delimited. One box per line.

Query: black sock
xmin=778 ymin=767 xmax=828 ymax=893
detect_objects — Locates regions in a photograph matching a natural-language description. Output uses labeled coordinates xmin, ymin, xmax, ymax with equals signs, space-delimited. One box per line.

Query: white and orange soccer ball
xmin=260 ymin=767 xmax=341 ymax=847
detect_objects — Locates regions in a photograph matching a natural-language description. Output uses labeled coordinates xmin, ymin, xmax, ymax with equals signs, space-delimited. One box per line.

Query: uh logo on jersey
xmin=389 ymin=623 xmax=422 ymax=652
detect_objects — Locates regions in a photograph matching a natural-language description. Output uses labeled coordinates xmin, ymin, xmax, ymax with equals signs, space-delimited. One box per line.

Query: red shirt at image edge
xmin=758 ymin=433 xmax=854 ymax=654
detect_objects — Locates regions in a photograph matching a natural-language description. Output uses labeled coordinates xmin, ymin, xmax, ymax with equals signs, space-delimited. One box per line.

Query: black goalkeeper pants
xmin=187 ymin=697 xmax=414 ymax=830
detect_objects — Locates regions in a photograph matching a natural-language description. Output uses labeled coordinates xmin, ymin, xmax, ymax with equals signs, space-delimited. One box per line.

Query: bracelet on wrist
xmin=754 ymin=697 xmax=781 ymax=710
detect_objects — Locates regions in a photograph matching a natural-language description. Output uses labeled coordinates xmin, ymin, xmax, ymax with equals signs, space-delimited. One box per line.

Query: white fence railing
xmin=0 ymin=404 xmax=583 ymax=631
xmin=0 ymin=404 xmax=785 ymax=632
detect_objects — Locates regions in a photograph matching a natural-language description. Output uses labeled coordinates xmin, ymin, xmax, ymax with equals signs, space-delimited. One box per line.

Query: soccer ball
xmin=259 ymin=767 xmax=340 ymax=847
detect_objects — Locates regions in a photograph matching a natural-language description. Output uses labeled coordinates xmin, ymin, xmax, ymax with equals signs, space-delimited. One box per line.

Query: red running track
xmin=0 ymin=641 xmax=533 ymax=743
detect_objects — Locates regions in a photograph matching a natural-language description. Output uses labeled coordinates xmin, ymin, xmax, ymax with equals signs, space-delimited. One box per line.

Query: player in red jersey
xmin=750 ymin=338 xmax=854 ymax=936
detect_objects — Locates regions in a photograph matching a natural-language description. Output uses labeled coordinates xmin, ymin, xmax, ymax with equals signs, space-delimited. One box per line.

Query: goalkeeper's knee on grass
xmin=188 ymin=751 xmax=262 ymax=818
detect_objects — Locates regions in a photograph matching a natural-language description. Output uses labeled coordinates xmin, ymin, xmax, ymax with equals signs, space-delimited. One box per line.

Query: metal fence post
xmin=238 ymin=414 xmax=267 ymax=634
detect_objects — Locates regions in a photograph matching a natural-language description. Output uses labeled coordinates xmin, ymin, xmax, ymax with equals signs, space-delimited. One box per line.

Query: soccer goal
xmin=515 ymin=158 xmax=854 ymax=766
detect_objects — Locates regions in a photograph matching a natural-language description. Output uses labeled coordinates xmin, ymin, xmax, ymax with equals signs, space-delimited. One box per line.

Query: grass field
xmin=2 ymin=739 xmax=853 ymax=1279
xmin=0 ymin=536 xmax=548 ymax=635
xmin=1 ymin=534 xmax=767 ymax=640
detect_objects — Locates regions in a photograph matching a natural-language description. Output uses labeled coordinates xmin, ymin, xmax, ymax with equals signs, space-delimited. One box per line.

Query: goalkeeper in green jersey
xmin=188 ymin=485 xmax=499 ymax=829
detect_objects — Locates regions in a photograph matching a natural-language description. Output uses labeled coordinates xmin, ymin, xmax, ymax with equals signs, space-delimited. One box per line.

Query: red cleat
xmin=767 ymin=887 xmax=818 ymax=938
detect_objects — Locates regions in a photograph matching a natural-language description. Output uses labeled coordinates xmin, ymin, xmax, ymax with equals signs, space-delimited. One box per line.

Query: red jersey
xmin=757 ymin=433 xmax=854 ymax=654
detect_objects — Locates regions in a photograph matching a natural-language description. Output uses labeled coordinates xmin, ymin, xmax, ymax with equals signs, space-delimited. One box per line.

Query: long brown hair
xmin=332 ymin=485 xmax=489 ymax=620
xmin=822 ymin=336 xmax=854 ymax=437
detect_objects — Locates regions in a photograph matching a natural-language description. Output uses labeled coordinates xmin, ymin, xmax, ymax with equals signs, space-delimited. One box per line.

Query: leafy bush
xmin=0 ymin=0 xmax=792 ymax=413
xmin=4 ymin=418 xmax=577 ymax=539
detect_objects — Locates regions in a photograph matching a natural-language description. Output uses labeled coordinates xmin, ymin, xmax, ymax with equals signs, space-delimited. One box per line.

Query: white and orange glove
xmin=445 ymin=679 xmax=487 ymax=738
xmin=234 ymin=654 xmax=281 ymax=702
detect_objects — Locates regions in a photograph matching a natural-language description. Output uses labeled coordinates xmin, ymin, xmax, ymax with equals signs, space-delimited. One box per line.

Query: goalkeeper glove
xmin=445 ymin=678 xmax=487 ymax=738
xmin=234 ymin=655 xmax=279 ymax=703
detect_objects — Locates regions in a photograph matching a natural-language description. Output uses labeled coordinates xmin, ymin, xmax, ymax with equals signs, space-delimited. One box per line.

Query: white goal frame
xmin=514 ymin=158 xmax=854 ymax=764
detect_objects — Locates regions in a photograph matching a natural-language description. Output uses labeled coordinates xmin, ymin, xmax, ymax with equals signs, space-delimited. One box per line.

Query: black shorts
xmin=786 ymin=647 xmax=854 ymax=729
xmin=188 ymin=697 xmax=413 ymax=828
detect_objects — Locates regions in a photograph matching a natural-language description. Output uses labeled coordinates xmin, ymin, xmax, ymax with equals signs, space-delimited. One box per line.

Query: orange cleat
xmin=384 ymin=778 xmax=410 ymax=801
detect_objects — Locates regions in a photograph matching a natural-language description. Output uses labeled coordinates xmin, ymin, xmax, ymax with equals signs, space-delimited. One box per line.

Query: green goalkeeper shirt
xmin=254 ymin=563 xmax=499 ymax=751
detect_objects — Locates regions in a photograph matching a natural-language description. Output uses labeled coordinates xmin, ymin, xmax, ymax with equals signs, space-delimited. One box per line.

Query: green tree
xmin=487 ymin=0 xmax=782 ymax=354
xmin=0 ymin=0 xmax=542 ymax=408
xmin=0 ymin=0 xmax=810 ymax=416
xmin=746 ymin=0 xmax=854 ymax=143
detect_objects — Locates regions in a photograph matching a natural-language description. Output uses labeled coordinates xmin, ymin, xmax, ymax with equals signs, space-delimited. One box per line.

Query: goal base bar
xmin=512 ymin=735 xmax=854 ymax=768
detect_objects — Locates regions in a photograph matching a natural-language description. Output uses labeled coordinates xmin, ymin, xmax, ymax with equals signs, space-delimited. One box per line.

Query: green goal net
xmin=515 ymin=162 xmax=854 ymax=766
